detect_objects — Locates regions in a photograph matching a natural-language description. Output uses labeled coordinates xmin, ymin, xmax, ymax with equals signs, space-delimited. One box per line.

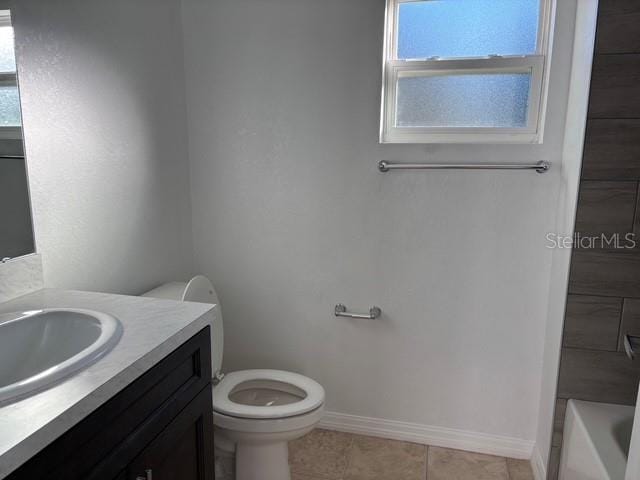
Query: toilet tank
xmin=142 ymin=275 xmax=223 ymax=376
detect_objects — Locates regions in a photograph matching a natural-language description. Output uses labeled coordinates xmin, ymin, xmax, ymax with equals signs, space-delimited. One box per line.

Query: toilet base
xmin=236 ymin=441 xmax=290 ymax=480
xmin=214 ymin=444 xmax=235 ymax=480
xmin=213 ymin=405 xmax=324 ymax=480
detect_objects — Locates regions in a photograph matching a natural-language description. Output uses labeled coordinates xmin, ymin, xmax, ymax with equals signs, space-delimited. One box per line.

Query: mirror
xmin=0 ymin=10 xmax=34 ymax=261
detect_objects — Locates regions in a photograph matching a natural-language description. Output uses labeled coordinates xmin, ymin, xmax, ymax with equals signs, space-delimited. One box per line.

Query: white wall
xmin=533 ymin=1 xmax=599 ymax=477
xmin=182 ymin=0 xmax=578 ymax=446
xmin=0 ymin=0 xmax=588 ymax=461
xmin=7 ymin=0 xmax=194 ymax=294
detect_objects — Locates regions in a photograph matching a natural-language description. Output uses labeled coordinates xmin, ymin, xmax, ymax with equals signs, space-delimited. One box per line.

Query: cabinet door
xmin=7 ymin=327 xmax=212 ymax=480
xmin=128 ymin=388 xmax=214 ymax=480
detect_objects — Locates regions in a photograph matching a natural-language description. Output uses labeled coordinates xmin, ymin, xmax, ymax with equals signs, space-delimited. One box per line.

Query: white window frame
xmin=380 ymin=0 xmax=555 ymax=144
xmin=0 ymin=10 xmax=21 ymax=140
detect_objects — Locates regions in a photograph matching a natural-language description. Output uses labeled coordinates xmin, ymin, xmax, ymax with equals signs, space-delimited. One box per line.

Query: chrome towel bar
xmin=335 ymin=304 xmax=382 ymax=320
xmin=378 ymin=160 xmax=550 ymax=174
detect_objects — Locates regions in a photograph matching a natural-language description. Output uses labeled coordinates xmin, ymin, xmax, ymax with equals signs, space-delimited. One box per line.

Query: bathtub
xmin=559 ymin=400 xmax=635 ymax=480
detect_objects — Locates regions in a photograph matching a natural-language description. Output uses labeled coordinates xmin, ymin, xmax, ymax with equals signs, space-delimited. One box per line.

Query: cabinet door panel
xmin=7 ymin=327 xmax=212 ymax=480
xmin=128 ymin=388 xmax=214 ymax=480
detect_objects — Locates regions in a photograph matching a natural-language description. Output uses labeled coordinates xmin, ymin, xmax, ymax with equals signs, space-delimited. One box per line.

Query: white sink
xmin=0 ymin=308 xmax=123 ymax=404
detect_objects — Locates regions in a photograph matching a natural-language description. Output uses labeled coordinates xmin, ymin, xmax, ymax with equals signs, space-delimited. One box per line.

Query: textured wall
xmin=7 ymin=0 xmax=194 ymax=294
xmin=182 ymin=0 xmax=578 ymax=446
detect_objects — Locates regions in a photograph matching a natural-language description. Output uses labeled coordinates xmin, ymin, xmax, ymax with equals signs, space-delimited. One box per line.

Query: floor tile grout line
xmin=290 ymin=429 xmax=361 ymax=480
xmin=425 ymin=444 xmax=429 ymax=480
xmin=290 ymin=429 xmax=529 ymax=480
xmin=341 ymin=433 xmax=356 ymax=480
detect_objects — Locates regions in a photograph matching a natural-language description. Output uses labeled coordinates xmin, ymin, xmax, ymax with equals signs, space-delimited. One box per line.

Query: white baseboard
xmin=319 ymin=411 xmax=534 ymax=460
xmin=530 ymin=445 xmax=547 ymax=480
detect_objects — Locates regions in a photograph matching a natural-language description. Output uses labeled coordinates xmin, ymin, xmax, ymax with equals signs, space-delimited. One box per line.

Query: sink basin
xmin=0 ymin=308 xmax=123 ymax=404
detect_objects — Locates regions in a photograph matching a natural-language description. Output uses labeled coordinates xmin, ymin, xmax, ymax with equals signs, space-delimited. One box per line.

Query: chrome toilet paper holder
xmin=334 ymin=304 xmax=382 ymax=320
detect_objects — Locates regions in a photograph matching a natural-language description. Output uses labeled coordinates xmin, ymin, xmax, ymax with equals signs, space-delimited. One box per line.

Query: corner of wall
xmin=531 ymin=444 xmax=547 ymax=480
xmin=533 ymin=0 xmax=600 ymax=474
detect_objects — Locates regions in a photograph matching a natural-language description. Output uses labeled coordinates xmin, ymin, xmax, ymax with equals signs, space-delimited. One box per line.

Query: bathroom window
xmin=380 ymin=0 xmax=553 ymax=144
xmin=0 ymin=12 xmax=21 ymax=139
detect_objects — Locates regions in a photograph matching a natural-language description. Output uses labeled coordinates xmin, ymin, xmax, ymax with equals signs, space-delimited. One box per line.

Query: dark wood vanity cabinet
xmin=7 ymin=327 xmax=215 ymax=480
xmin=126 ymin=387 xmax=213 ymax=480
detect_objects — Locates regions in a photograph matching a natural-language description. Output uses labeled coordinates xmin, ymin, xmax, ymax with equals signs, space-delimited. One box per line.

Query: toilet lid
xmin=183 ymin=275 xmax=220 ymax=305
xmin=212 ymin=369 xmax=325 ymax=419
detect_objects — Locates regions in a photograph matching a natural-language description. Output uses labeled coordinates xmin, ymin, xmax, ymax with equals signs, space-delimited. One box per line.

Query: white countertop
xmin=0 ymin=288 xmax=216 ymax=479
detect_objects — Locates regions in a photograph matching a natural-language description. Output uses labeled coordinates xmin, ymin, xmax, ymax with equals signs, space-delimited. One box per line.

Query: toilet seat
xmin=143 ymin=278 xmax=326 ymax=480
xmin=212 ymin=369 xmax=325 ymax=420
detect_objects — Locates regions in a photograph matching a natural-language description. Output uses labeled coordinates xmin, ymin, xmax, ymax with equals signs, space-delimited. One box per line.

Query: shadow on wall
xmin=0 ymin=136 xmax=34 ymax=258
xmin=11 ymin=0 xmax=194 ymax=293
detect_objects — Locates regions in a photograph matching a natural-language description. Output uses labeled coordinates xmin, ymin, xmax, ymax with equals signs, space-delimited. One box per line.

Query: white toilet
xmin=143 ymin=275 xmax=325 ymax=480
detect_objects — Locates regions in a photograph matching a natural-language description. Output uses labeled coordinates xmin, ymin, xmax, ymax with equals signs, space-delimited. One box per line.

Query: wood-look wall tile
xmin=589 ymin=55 xmax=640 ymax=118
xmin=563 ymin=295 xmax=622 ymax=351
xmin=569 ymin=252 xmax=640 ymax=297
xmin=596 ymin=0 xmax=640 ymax=54
xmin=557 ymin=348 xmax=640 ymax=404
xmin=574 ymin=182 xmax=637 ymax=237
xmin=599 ymin=0 xmax=640 ymax=18
xmin=634 ymin=189 xmax=640 ymax=235
xmin=552 ymin=399 xmax=567 ymax=448
xmin=619 ymin=299 xmax=640 ymax=351
xmin=547 ymin=447 xmax=561 ymax=480
xmin=582 ymin=120 xmax=640 ymax=180
xmin=556 ymin=3 xmax=640 ymax=472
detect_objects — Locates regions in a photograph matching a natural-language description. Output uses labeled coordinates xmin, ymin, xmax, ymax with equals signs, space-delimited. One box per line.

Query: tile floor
xmin=288 ymin=429 xmax=535 ymax=480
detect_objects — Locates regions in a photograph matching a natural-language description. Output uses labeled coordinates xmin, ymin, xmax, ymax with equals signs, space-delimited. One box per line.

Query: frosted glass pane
xmin=396 ymin=73 xmax=530 ymax=128
xmin=0 ymin=85 xmax=22 ymax=126
xmin=0 ymin=26 xmax=16 ymax=72
xmin=398 ymin=0 xmax=539 ymax=59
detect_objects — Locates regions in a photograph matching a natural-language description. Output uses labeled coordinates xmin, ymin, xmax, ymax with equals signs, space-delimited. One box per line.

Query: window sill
xmin=380 ymin=131 xmax=542 ymax=144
